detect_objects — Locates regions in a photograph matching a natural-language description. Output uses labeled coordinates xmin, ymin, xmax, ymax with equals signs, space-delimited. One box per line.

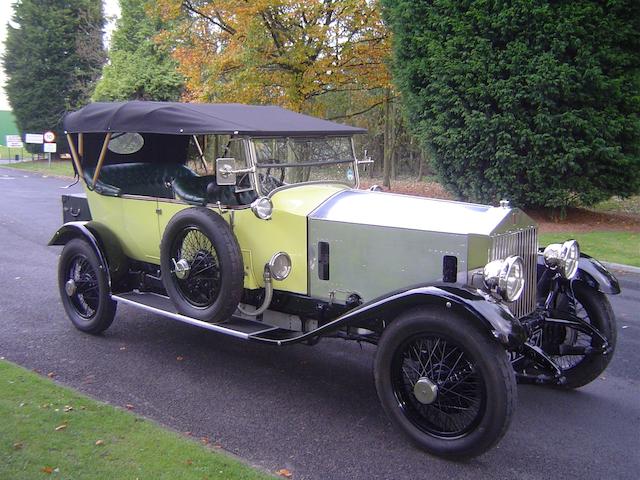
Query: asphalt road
xmin=1 ymin=168 xmax=639 ymax=480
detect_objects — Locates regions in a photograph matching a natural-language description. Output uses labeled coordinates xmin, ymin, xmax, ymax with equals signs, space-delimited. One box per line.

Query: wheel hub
xmin=173 ymin=258 xmax=191 ymax=280
xmin=65 ymin=279 xmax=77 ymax=297
xmin=413 ymin=377 xmax=438 ymax=405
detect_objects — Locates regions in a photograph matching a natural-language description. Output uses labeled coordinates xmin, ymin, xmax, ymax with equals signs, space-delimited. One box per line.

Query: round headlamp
xmin=483 ymin=255 xmax=525 ymax=302
xmin=543 ymin=240 xmax=579 ymax=279
xmin=251 ymin=197 xmax=273 ymax=220
xmin=268 ymin=252 xmax=292 ymax=281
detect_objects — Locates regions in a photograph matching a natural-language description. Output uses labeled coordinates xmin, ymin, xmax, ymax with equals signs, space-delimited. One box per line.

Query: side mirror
xmin=216 ymin=157 xmax=237 ymax=185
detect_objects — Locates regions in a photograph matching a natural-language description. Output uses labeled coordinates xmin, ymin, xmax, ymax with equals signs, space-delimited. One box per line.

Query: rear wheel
xmin=58 ymin=238 xmax=116 ymax=334
xmin=374 ymin=308 xmax=516 ymax=459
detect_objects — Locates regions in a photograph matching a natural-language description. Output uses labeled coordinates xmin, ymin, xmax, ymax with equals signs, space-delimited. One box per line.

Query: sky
xmin=0 ymin=0 xmax=121 ymax=111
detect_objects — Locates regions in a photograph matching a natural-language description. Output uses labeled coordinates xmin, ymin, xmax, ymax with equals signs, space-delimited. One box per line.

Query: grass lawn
xmin=0 ymin=360 xmax=273 ymax=480
xmin=0 ymin=145 xmax=30 ymax=160
xmin=592 ymin=195 xmax=640 ymax=216
xmin=2 ymin=159 xmax=75 ymax=177
xmin=539 ymin=232 xmax=640 ymax=267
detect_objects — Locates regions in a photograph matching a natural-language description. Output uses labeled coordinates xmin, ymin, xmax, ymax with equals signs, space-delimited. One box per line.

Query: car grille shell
xmin=491 ymin=226 xmax=538 ymax=318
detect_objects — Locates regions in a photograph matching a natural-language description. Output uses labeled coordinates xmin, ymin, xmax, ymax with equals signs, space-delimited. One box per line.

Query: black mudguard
xmin=48 ymin=221 xmax=128 ymax=285
xmin=283 ymin=284 xmax=527 ymax=349
xmin=537 ymin=252 xmax=621 ymax=295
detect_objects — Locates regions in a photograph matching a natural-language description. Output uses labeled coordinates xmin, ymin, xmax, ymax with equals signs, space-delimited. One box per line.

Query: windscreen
xmin=252 ymin=137 xmax=356 ymax=194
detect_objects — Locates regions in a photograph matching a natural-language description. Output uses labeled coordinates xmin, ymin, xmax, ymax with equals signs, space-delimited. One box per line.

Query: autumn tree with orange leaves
xmin=155 ymin=0 xmax=391 ymax=117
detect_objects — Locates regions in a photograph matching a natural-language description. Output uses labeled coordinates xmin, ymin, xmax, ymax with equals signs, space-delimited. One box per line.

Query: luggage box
xmin=62 ymin=193 xmax=92 ymax=223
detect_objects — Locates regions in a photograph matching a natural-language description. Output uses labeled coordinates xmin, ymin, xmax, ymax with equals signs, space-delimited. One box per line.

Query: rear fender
xmin=49 ymin=221 xmax=127 ymax=286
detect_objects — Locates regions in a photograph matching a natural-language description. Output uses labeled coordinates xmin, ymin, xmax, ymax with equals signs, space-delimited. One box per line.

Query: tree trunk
xmin=383 ymin=89 xmax=393 ymax=189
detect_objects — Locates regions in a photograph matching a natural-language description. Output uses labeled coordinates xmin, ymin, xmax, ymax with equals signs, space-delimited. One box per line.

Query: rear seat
xmin=84 ymin=162 xmax=257 ymax=206
xmin=84 ymin=162 xmax=196 ymax=198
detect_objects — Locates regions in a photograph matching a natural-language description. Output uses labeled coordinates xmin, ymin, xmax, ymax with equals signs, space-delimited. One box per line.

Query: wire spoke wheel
xmin=545 ymin=300 xmax=592 ymax=370
xmin=170 ymin=227 xmax=221 ymax=308
xmin=66 ymin=254 xmax=100 ymax=319
xmin=392 ymin=334 xmax=486 ymax=438
xmin=374 ymin=308 xmax=515 ymax=458
xmin=541 ymin=283 xmax=617 ymax=388
xmin=160 ymin=208 xmax=244 ymax=323
xmin=58 ymin=238 xmax=116 ymax=334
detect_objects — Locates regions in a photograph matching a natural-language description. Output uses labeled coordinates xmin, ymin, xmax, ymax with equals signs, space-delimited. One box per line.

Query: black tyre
xmin=544 ymin=282 xmax=617 ymax=389
xmin=160 ymin=207 xmax=243 ymax=322
xmin=374 ymin=308 xmax=516 ymax=459
xmin=58 ymin=238 xmax=116 ymax=334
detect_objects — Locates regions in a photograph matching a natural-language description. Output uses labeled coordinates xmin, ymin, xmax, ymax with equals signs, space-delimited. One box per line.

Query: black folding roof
xmin=63 ymin=101 xmax=366 ymax=136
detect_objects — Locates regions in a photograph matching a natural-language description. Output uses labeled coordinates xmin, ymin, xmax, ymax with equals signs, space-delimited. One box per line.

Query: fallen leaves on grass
xmin=63 ymin=405 xmax=73 ymax=412
xmin=41 ymin=466 xmax=54 ymax=474
xmin=47 ymin=372 xmax=55 ymax=378
xmin=13 ymin=442 xmax=23 ymax=450
xmin=200 ymin=436 xmax=210 ymax=445
xmin=54 ymin=423 xmax=67 ymax=431
xmin=125 ymin=404 xmax=135 ymax=410
xmin=95 ymin=439 xmax=104 ymax=446
xmin=276 ymin=468 xmax=293 ymax=478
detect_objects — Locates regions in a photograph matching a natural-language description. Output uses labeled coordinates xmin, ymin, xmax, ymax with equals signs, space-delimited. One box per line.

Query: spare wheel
xmin=160 ymin=207 xmax=243 ymax=322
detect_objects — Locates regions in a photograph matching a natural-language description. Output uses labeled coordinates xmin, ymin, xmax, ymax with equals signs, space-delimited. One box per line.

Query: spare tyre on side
xmin=160 ymin=207 xmax=243 ymax=323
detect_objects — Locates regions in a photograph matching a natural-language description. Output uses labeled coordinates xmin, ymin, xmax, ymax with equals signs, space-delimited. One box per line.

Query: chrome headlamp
xmin=268 ymin=252 xmax=292 ymax=281
xmin=483 ymin=255 xmax=525 ymax=302
xmin=251 ymin=196 xmax=273 ymax=220
xmin=543 ymin=240 xmax=579 ymax=279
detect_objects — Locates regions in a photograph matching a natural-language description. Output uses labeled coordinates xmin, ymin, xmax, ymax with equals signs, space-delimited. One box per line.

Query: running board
xmin=112 ymin=291 xmax=299 ymax=343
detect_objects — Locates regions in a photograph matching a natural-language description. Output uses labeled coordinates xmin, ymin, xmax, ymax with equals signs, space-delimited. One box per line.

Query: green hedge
xmin=382 ymin=0 xmax=640 ymax=208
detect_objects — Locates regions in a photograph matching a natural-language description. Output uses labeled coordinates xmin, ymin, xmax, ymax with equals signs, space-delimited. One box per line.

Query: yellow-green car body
xmin=49 ymin=101 xmax=620 ymax=460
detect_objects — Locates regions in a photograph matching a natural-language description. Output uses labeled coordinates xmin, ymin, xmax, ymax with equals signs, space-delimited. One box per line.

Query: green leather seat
xmin=172 ymin=175 xmax=257 ymax=206
xmin=84 ymin=162 xmax=196 ymax=198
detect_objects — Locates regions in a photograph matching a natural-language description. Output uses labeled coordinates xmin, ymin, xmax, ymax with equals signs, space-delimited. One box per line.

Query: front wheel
xmin=374 ymin=308 xmax=516 ymax=459
xmin=543 ymin=282 xmax=617 ymax=389
xmin=58 ymin=238 xmax=116 ymax=334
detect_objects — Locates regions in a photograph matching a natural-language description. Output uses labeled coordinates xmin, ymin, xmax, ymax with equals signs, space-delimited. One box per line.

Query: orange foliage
xmin=155 ymin=0 xmax=391 ymax=115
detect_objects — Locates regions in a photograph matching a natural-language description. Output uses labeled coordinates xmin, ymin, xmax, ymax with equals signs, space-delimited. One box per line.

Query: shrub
xmin=381 ymin=0 xmax=640 ymax=208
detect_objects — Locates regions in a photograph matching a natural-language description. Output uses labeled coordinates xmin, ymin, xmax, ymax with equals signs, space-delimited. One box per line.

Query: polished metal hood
xmin=309 ymin=190 xmax=535 ymax=236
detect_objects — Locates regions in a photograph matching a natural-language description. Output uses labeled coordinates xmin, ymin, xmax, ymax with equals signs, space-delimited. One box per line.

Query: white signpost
xmin=43 ymin=142 xmax=57 ymax=153
xmin=25 ymin=133 xmax=44 ymax=144
xmin=6 ymin=135 xmax=23 ymax=148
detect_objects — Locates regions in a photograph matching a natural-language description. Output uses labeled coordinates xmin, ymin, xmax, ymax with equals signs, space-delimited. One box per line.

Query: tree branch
xmin=182 ymin=1 xmax=235 ymax=35
xmin=328 ymin=97 xmax=395 ymax=121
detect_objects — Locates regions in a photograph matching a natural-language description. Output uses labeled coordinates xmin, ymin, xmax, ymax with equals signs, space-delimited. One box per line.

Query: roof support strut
xmin=92 ymin=132 xmax=112 ymax=188
xmin=66 ymin=133 xmax=83 ymax=179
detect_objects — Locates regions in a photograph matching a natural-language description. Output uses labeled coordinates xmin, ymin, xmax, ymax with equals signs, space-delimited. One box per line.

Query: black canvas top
xmin=63 ymin=101 xmax=366 ymax=136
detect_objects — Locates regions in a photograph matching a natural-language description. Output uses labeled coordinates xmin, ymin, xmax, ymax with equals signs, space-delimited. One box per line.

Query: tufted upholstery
xmin=84 ymin=162 xmax=197 ymax=198
xmin=172 ymin=175 xmax=257 ymax=206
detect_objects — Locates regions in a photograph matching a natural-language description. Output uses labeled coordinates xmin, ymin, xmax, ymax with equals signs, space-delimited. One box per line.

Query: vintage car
xmin=50 ymin=101 xmax=620 ymax=459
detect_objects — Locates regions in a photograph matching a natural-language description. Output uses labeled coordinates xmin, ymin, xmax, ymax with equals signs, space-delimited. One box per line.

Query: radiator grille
xmin=491 ymin=226 xmax=538 ymax=318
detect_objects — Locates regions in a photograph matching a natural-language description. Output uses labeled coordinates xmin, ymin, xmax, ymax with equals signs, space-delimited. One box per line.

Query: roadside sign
xmin=43 ymin=142 xmax=57 ymax=153
xmin=25 ymin=133 xmax=44 ymax=144
xmin=43 ymin=131 xmax=56 ymax=143
xmin=5 ymin=135 xmax=23 ymax=148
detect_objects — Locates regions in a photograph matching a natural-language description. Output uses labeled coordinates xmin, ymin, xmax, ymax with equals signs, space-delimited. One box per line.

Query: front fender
xmin=299 ymin=284 xmax=527 ymax=349
xmin=537 ymin=252 xmax=621 ymax=295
